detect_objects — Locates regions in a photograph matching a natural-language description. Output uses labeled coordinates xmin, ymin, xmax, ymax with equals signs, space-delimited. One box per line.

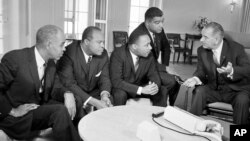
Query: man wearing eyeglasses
xmin=57 ymin=26 xmax=113 ymax=116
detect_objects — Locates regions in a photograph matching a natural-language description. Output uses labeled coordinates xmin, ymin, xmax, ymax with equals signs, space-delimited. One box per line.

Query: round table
xmin=78 ymin=105 xmax=214 ymax=141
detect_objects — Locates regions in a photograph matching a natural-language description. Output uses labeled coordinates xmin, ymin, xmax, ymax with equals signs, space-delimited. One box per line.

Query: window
xmin=94 ymin=0 xmax=108 ymax=49
xmin=64 ymin=0 xmax=89 ymax=39
xmin=129 ymin=0 xmax=150 ymax=34
xmin=0 ymin=0 xmax=3 ymax=54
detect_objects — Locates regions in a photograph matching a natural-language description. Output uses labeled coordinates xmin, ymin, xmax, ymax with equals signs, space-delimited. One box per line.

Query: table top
xmin=78 ymin=105 xmax=230 ymax=141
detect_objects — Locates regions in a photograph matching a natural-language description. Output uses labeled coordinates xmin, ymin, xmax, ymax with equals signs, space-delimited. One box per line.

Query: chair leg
xmin=177 ymin=52 xmax=181 ymax=63
xmin=173 ymin=52 xmax=176 ymax=64
xmin=188 ymin=50 xmax=193 ymax=64
xmin=183 ymin=52 xmax=186 ymax=63
xmin=189 ymin=55 xmax=192 ymax=64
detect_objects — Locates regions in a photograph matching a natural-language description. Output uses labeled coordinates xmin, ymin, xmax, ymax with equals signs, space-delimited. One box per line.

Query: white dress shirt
xmin=34 ymin=47 xmax=46 ymax=93
xmin=212 ymin=40 xmax=223 ymax=64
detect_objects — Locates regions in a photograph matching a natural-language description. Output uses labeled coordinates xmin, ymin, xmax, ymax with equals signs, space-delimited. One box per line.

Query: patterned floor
xmin=168 ymin=62 xmax=196 ymax=80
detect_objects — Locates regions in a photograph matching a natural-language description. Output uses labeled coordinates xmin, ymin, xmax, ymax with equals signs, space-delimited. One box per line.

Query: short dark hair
xmin=128 ymin=29 xmax=148 ymax=45
xmin=36 ymin=25 xmax=62 ymax=44
xmin=145 ymin=7 xmax=163 ymax=21
xmin=82 ymin=26 xmax=101 ymax=41
xmin=204 ymin=22 xmax=224 ymax=38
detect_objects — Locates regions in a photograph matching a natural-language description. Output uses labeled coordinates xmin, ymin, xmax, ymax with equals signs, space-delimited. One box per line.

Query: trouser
xmin=190 ymin=85 xmax=250 ymax=124
xmin=0 ymin=103 xmax=81 ymax=141
xmin=159 ymin=71 xmax=181 ymax=106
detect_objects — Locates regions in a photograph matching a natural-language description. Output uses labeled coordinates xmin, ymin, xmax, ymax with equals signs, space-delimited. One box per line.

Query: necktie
xmin=213 ymin=51 xmax=219 ymax=65
xmin=134 ymin=56 xmax=139 ymax=72
xmin=153 ymin=34 xmax=159 ymax=57
xmin=87 ymin=56 xmax=92 ymax=64
xmin=86 ymin=56 xmax=92 ymax=75
xmin=40 ymin=63 xmax=47 ymax=93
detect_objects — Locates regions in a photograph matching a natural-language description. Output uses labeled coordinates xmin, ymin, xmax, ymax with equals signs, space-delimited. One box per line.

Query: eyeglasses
xmin=175 ymin=75 xmax=185 ymax=85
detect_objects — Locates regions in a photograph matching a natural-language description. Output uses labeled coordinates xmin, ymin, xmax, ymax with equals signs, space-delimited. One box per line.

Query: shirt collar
xmin=148 ymin=30 xmax=154 ymax=41
xmin=34 ymin=47 xmax=46 ymax=68
xmin=212 ymin=40 xmax=223 ymax=54
xmin=129 ymin=50 xmax=138 ymax=65
xmin=145 ymin=24 xmax=154 ymax=41
xmin=80 ymin=45 xmax=92 ymax=63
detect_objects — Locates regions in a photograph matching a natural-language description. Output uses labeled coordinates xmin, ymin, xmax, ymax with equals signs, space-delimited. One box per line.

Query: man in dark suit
xmin=0 ymin=25 xmax=81 ymax=141
xmin=183 ymin=22 xmax=250 ymax=124
xmin=57 ymin=26 xmax=112 ymax=114
xmin=133 ymin=7 xmax=180 ymax=106
xmin=110 ymin=29 xmax=167 ymax=106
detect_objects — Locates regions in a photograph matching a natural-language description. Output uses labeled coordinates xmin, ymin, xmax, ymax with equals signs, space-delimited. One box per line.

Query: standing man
xmin=183 ymin=22 xmax=250 ymax=124
xmin=110 ymin=29 xmax=167 ymax=106
xmin=57 ymin=26 xmax=112 ymax=115
xmin=0 ymin=25 xmax=81 ymax=141
xmin=133 ymin=7 xmax=180 ymax=106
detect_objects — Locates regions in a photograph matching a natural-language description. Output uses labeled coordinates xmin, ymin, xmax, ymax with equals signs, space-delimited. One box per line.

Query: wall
xmin=29 ymin=0 xmax=64 ymax=46
xmin=2 ymin=0 xmax=64 ymax=57
xmin=3 ymin=0 xmax=20 ymax=53
xmin=162 ymin=0 xmax=243 ymax=34
xmin=107 ymin=0 xmax=130 ymax=53
xmin=1 ymin=0 xmax=246 ymax=57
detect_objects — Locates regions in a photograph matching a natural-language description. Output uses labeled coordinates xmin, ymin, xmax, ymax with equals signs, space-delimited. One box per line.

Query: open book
xmin=163 ymin=106 xmax=223 ymax=141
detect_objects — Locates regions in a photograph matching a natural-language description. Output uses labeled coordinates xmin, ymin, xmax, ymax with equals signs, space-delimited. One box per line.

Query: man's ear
xmin=131 ymin=44 xmax=137 ymax=50
xmin=214 ymin=35 xmax=221 ymax=45
xmin=83 ymin=39 xmax=89 ymax=45
xmin=145 ymin=20 xmax=149 ymax=27
xmin=46 ymin=40 xmax=52 ymax=49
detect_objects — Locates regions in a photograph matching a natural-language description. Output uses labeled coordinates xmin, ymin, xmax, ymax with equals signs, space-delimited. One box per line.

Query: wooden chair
xmin=113 ymin=31 xmax=128 ymax=49
xmin=166 ymin=33 xmax=190 ymax=63
xmin=183 ymin=87 xmax=250 ymax=123
xmin=206 ymin=102 xmax=250 ymax=123
xmin=184 ymin=34 xmax=201 ymax=64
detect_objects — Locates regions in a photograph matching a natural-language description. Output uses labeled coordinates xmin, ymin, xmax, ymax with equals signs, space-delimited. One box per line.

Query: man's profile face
xmin=135 ymin=35 xmax=152 ymax=57
xmin=200 ymin=27 xmax=218 ymax=50
xmin=48 ymin=31 xmax=66 ymax=60
xmin=147 ymin=16 xmax=164 ymax=33
xmin=87 ymin=31 xmax=105 ymax=56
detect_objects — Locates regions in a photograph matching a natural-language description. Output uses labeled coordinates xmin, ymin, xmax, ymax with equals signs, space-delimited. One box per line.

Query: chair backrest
xmin=113 ymin=31 xmax=128 ymax=48
xmin=166 ymin=33 xmax=181 ymax=47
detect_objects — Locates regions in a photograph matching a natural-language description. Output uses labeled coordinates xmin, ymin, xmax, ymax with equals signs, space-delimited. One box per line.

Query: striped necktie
xmin=153 ymin=34 xmax=159 ymax=57
xmin=134 ymin=56 xmax=139 ymax=72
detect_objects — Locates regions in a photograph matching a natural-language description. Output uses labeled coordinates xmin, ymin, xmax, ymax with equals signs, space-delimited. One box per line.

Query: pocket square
xmin=95 ymin=71 xmax=102 ymax=77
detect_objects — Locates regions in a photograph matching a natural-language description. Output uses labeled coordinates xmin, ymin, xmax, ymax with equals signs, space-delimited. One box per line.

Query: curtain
xmin=240 ymin=0 xmax=250 ymax=33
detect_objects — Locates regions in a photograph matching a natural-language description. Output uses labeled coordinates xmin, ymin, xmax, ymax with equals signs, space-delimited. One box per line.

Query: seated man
xmin=110 ymin=29 xmax=167 ymax=107
xmin=183 ymin=22 xmax=250 ymax=124
xmin=133 ymin=7 xmax=180 ymax=106
xmin=0 ymin=25 xmax=81 ymax=141
xmin=57 ymin=26 xmax=113 ymax=114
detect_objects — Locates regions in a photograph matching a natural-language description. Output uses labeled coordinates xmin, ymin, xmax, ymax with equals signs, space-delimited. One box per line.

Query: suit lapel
xmin=77 ymin=45 xmax=89 ymax=74
xmin=220 ymin=42 xmax=228 ymax=66
xmin=142 ymin=24 xmax=158 ymax=55
xmin=135 ymin=57 xmax=144 ymax=79
xmin=207 ymin=50 xmax=217 ymax=76
xmin=43 ymin=60 xmax=54 ymax=102
xmin=126 ymin=47 xmax=136 ymax=73
xmin=88 ymin=56 xmax=97 ymax=82
xmin=28 ymin=47 xmax=41 ymax=98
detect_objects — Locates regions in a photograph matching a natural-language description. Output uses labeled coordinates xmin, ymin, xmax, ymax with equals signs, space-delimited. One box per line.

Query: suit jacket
xmin=110 ymin=46 xmax=161 ymax=97
xmin=0 ymin=47 xmax=66 ymax=120
xmin=133 ymin=23 xmax=171 ymax=70
xmin=194 ymin=39 xmax=250 ymax=92
xmin=57 ymin=40 xmax=111 ymax=102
